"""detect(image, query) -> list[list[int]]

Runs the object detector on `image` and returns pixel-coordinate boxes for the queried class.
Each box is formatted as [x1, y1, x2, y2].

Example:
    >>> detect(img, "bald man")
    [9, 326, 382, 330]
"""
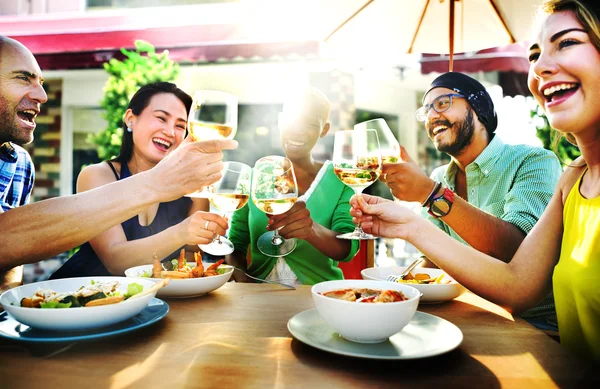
[0, 36, 237, 290]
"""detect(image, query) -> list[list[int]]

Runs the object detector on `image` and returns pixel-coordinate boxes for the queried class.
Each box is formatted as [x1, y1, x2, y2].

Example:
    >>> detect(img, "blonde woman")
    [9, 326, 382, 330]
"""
[351, 0, 600, 362]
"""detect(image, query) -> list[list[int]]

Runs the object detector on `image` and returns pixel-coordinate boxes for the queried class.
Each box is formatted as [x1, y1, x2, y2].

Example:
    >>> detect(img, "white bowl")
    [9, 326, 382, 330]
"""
[0, 277, 158, 331]
[124, 263, 233, 298]
[311, 279, 420, 343]
[361, 266, 467, 303]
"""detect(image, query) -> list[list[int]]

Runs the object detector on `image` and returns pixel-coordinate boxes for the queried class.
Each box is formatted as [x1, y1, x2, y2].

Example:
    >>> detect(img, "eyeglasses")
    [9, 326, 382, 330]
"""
[415, 93, 464, 122]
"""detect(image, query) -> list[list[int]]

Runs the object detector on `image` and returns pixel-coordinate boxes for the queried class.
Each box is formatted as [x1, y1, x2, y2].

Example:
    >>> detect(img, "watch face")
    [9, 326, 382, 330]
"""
[431, 198, 451, 217]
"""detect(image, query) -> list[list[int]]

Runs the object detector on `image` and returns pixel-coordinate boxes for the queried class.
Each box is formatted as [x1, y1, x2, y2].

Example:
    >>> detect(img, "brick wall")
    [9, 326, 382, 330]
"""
[23, 79, 62, 202]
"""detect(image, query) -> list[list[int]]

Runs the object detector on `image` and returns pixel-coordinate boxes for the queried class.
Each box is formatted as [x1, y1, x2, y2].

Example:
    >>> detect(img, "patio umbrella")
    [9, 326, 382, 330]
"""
[323, 0, 540, 71]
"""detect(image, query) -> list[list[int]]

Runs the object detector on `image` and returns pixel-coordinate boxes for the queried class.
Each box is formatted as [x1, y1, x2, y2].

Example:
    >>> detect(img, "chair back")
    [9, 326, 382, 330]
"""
[338, 240, 375, 279]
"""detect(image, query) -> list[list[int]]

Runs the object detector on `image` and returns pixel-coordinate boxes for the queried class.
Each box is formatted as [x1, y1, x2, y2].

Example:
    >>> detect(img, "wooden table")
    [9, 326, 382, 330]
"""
[0, 284, 597, 389]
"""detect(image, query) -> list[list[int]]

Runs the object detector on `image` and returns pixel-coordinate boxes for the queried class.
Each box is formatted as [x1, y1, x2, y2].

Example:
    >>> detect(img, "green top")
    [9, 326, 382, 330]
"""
[229, 161, 360, 285]
[424, 136, 562, 322]
[554, 169, 600, 362]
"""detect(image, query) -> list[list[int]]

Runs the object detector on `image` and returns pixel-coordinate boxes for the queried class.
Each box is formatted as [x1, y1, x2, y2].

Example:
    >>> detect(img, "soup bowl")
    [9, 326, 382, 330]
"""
[311, 279, 420, 343]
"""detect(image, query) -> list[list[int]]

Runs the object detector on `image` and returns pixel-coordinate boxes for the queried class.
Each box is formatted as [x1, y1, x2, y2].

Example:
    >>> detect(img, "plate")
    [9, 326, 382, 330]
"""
[361, 266, 466, 303]
[287, 309, 463, 360]
[0, 298, 168, 343]
[0, 277, 160, 331]
[124, 263, 233, 298]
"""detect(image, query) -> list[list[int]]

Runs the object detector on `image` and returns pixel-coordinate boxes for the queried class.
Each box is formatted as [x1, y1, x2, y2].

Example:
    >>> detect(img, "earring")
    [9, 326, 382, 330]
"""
[127, 122, 132, 133]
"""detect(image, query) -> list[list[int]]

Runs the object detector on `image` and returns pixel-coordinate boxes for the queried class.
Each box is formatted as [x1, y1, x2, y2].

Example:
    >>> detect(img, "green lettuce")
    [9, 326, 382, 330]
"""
[124, 283, 144, 299]
[40, 301, 72, 309]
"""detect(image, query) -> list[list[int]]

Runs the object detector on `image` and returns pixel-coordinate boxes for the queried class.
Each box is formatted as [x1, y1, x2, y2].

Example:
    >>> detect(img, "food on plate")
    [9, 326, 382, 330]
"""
[148, 249, 227, 279]
[20, 280, 144, 309]
[398, 271, 451, 285]
[320, 288, 407, 303]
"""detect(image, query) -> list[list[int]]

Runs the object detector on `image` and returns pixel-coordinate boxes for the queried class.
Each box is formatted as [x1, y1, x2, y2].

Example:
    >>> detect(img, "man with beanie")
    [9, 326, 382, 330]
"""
[382, 72, 562, 331]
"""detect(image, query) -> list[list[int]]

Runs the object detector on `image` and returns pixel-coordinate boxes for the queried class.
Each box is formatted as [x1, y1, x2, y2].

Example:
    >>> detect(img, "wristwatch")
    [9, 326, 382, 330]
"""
[428, 187, 455, 218]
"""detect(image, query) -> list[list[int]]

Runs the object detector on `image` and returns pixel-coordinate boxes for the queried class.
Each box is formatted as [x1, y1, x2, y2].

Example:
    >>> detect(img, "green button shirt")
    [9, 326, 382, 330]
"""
[424, 136, 561, 239]
[422, 136, 562, 324]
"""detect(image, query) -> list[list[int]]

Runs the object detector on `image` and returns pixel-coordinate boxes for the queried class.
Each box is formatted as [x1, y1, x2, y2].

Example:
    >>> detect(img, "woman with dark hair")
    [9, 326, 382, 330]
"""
[351, 0, 600, 362]
[51, 82, 228, 278]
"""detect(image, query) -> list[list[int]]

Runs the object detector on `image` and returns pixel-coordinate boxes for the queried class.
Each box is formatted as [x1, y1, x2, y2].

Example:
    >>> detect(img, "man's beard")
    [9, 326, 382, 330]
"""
[437, 108, 475, 156]
[0, 102, 33, 145]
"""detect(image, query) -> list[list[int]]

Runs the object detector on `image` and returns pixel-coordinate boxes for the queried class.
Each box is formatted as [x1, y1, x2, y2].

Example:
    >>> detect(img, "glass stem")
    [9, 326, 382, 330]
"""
[272, 228, 284, 246]
[354, 188, 365, 235]
[215, 212, 231, 244]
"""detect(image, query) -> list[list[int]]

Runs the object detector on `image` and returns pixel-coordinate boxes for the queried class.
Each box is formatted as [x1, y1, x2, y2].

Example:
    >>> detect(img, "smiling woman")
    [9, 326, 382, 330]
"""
[50, 82, 229, 279]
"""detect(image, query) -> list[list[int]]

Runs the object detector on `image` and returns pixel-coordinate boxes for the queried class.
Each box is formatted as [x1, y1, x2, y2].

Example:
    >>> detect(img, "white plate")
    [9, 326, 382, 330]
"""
[361, 266, 466, 303]
[288, 309, 463, 360]
[124, 263, 233, 298]
[0, 277, 158, 331]
[0, 298, 169, 343]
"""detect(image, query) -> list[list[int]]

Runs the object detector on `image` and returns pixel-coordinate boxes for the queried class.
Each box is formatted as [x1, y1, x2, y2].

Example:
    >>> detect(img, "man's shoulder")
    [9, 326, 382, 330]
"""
[502, 143, 557, 160]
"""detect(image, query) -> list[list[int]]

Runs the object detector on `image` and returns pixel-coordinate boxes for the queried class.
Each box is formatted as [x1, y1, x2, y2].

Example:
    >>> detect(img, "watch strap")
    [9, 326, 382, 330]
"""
[421, 181, 442, 208]
[427, 187, 455, 218]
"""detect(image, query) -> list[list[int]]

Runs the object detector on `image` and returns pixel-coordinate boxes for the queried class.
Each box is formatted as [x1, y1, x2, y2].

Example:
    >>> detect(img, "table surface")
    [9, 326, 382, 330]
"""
[0, 283, 597, 389]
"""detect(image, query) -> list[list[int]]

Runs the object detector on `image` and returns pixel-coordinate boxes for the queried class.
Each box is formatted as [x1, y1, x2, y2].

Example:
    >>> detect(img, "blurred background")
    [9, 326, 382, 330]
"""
[0, 0, 574, 281]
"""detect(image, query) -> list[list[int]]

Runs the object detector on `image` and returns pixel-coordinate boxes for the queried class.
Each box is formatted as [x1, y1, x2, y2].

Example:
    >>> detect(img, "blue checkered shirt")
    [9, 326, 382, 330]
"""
[0, 142, 35, 211]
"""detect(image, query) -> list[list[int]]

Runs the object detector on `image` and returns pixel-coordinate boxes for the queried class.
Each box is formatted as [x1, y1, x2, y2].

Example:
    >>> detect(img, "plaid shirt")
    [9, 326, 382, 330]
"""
[0, 142, 35, 212]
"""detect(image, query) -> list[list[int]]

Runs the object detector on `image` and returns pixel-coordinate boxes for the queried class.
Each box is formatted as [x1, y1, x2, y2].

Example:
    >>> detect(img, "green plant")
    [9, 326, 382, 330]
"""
[531, 102, 581, 165]
[90, 40, 180, 159]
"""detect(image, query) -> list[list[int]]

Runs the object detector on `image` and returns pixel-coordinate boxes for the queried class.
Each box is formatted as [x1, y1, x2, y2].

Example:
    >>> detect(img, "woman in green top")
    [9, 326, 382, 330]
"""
[350, 0, 600, 362]
[227, 87, 360, 285]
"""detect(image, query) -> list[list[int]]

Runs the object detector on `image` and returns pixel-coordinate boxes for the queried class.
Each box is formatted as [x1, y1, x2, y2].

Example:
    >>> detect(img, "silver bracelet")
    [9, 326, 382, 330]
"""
[421, 181, 441, 207]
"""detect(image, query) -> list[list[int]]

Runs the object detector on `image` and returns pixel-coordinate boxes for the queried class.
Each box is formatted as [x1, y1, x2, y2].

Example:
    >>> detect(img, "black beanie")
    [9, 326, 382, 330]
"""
[424, 72, 498, 134]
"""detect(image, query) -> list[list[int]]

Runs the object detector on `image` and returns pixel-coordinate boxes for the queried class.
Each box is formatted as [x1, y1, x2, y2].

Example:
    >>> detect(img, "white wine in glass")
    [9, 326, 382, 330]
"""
[355, 118, 400, 164]
[200, 161, 251, 256]
[186, 90, 238, 198]
[251, 156, 298, 257]
[333, 128, 381, 240]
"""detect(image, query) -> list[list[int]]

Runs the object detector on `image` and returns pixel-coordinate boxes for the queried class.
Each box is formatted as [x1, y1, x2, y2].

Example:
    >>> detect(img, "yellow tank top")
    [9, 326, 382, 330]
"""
[553, 169, 600, 362]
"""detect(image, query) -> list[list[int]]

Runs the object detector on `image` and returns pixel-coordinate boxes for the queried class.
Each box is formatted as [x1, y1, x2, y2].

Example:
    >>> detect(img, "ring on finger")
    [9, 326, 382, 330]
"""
[205, 220, 210, 230]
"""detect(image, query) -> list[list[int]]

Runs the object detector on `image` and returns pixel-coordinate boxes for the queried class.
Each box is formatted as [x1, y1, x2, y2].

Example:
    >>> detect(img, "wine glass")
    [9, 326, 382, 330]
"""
[251, 156, 299, 257]
[199, 161, 251, 256]
[356, 118, 406, 203]
[186, 90, 238, 198]
[355, 118, 399, 163]
[332, 128, 382, 240]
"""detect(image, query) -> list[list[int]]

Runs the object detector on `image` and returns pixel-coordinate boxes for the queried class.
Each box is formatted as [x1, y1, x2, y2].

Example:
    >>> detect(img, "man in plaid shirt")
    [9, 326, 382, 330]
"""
[0, 35, 47, 288]
[0, 36, 237, 290]
[1, 110, 37, 213]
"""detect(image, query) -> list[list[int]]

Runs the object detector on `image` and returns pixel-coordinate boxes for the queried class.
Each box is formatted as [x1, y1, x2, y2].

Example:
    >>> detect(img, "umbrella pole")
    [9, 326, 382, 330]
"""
[449, 0, 455, 72]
